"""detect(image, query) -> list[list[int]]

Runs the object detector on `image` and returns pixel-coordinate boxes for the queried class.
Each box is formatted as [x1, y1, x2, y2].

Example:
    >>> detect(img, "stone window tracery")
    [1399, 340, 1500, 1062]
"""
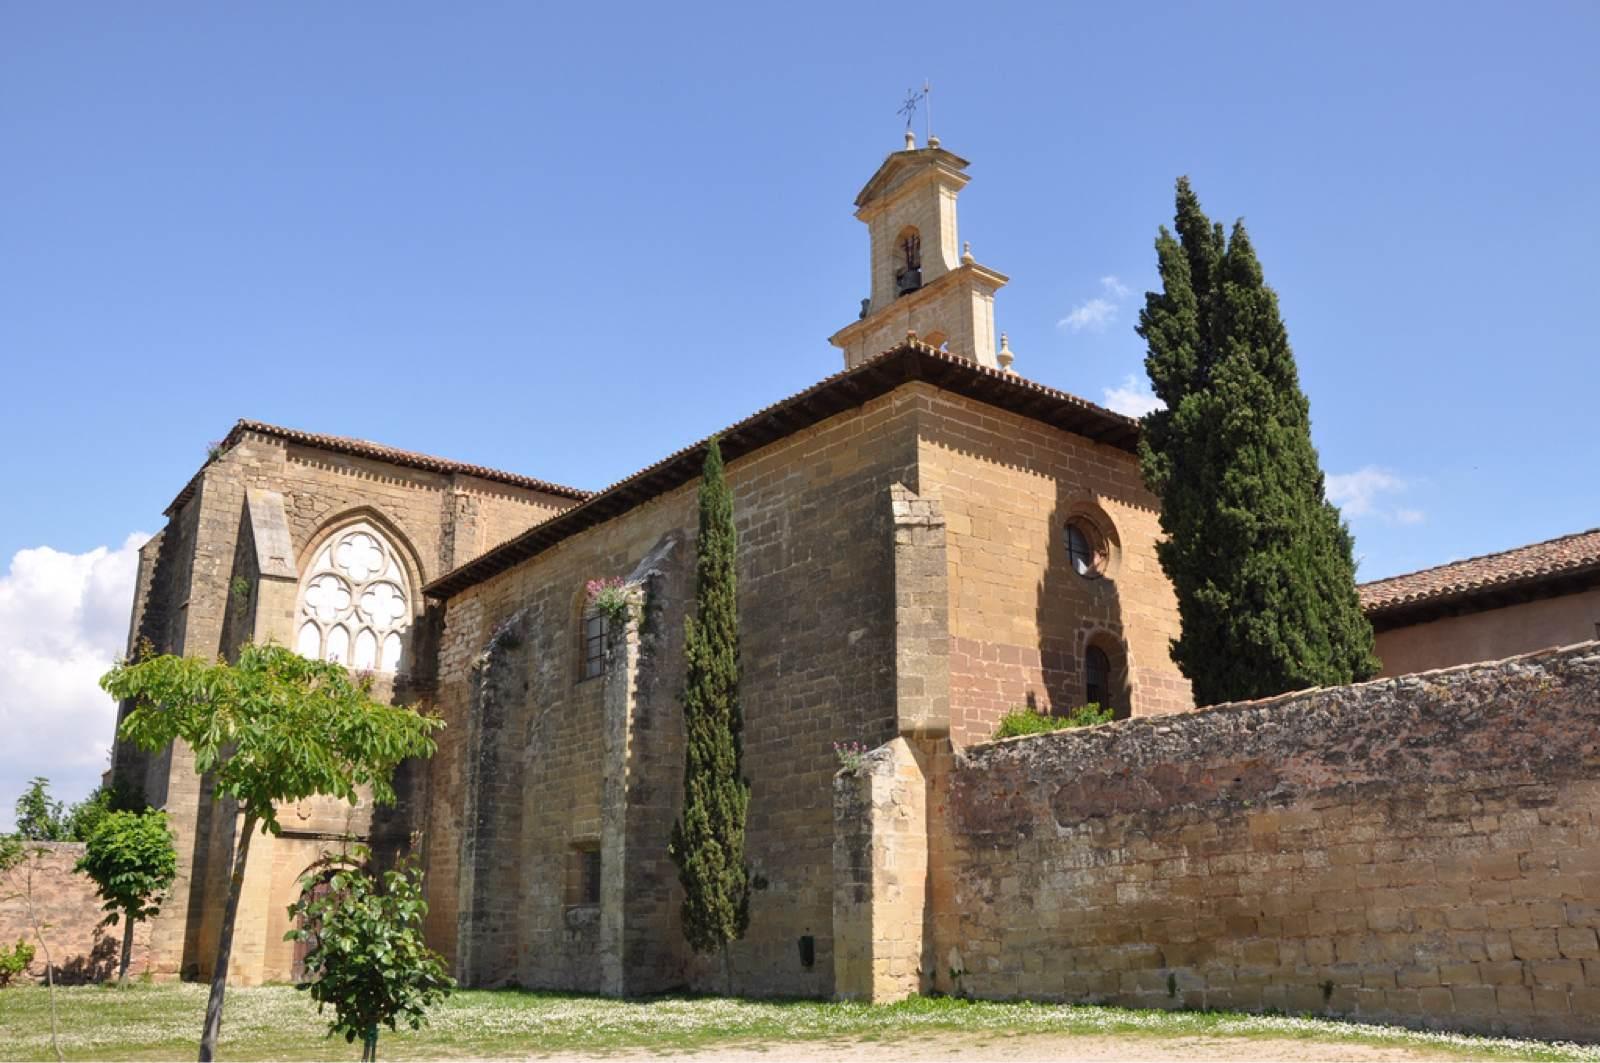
[294, 522, 413, 673]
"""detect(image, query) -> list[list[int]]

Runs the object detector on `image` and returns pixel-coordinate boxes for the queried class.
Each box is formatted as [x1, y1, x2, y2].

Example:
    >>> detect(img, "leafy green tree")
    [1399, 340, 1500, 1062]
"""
[668, 437, 750, 995]
[62, 783, 142, 842]
[74, 809, 178, 985]
[102, 643, 443, 1062]
[13, 778, 67, 841]
[286, 850, 454, 1062]
[1137, 177, 1379, 705]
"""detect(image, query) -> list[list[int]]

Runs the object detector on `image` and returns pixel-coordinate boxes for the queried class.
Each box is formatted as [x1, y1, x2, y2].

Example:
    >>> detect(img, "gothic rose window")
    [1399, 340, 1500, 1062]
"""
[294, 523, 412, 673]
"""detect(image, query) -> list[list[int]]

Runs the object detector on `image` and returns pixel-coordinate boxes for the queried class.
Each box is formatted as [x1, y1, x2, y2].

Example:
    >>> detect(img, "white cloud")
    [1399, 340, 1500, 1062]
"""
[1326, 466, 1423, 524]
[1058, 276, 1134, 333]
[1100, 275, 1131, 299]
[1058, 297, 1117, 332]
[0, 533, 148, 829]
[1102, 374, 1164, 418]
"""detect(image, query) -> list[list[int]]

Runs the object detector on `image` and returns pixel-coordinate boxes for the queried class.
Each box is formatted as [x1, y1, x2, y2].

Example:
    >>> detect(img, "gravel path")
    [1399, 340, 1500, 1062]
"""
[553, 1031, 1472, 1061]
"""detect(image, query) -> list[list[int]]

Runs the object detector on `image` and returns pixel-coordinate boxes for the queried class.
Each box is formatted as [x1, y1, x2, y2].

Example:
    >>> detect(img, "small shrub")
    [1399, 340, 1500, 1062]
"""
[0, 937, 35, 988]
[992, 702, 1112, 739]
[833, 741, 870, 774]
[287, 850, 453, 1061]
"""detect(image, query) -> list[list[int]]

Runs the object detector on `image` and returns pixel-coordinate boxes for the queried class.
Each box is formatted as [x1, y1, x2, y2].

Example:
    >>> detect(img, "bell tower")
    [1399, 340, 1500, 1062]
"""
[829, 131, 1010, 370]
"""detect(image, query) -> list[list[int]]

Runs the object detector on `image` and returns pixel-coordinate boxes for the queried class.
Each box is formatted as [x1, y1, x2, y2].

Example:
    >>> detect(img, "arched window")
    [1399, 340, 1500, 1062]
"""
[1065, 520, 1109, 579]
[294, 522, 413, 673]
[1084, 645, 1111, 708]
[894, 227, 923, 296]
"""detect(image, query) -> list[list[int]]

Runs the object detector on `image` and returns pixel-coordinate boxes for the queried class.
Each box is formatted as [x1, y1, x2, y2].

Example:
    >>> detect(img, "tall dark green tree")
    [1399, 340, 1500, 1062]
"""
[1137, 177, 1378, 705]
[668, 437, 750, 995]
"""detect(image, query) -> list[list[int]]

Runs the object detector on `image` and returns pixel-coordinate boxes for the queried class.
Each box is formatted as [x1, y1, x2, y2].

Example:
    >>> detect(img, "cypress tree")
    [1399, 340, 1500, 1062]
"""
[668, 437, 750, 994]
[1137, 178, 1378, 706]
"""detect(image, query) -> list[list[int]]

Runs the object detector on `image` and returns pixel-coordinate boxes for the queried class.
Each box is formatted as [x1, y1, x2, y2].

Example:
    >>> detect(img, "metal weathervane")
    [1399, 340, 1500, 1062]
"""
[898, 80, 933, 142]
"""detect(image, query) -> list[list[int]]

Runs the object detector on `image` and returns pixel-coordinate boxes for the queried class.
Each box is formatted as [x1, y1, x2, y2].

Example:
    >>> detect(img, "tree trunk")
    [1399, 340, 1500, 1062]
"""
[34, 915, 61, 1062]
[118, 909, 136, 987]
[39, 930, 61, 1062]
[721, 942, 732, 998]
[198, 809, 258, 1062]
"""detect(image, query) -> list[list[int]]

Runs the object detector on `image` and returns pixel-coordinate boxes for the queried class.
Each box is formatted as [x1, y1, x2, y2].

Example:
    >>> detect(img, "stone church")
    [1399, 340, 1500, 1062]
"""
[110, 133, 1194, 995]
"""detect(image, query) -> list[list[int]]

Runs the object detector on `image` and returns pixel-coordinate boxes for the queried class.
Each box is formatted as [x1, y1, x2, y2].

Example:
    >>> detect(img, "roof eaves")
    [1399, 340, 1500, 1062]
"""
[1358, 527, 1600, 617]
[424, 342, 1139, 600]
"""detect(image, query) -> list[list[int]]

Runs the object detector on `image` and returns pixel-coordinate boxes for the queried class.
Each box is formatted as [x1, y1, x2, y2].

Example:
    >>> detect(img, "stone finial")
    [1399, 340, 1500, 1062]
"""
[906, 329, 919, 344]
[928, 134, 941, 149]
[961, 241, 974, 265]
[998, 333, 1015, 372]
[904, 129, 916, 150]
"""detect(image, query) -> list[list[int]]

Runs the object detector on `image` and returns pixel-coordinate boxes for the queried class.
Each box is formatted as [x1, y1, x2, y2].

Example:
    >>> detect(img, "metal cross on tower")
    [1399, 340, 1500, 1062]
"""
[897, 80, 932, 143]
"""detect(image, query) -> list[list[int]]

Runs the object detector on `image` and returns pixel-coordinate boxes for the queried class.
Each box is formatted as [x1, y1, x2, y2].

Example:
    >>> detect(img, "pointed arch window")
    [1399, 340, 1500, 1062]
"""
[294, 522, 413, 673]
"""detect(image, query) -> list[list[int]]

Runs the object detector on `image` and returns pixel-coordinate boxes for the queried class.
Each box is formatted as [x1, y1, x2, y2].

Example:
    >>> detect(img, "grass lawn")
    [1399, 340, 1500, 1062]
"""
[0, 983, 1595, 1061]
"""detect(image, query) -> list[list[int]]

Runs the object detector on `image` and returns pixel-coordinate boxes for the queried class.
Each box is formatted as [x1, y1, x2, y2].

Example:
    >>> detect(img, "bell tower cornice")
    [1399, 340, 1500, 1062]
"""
[852, 145, 972, 216]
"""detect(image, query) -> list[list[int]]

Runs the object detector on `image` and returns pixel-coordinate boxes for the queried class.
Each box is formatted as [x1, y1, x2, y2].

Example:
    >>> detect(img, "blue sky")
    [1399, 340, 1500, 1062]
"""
[1, 1, 1596, 818]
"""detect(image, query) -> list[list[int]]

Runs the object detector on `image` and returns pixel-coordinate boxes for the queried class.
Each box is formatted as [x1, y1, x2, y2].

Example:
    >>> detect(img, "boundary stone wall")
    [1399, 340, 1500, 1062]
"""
[0, 843, 150, 984]
[936, 642, 1600, 1040]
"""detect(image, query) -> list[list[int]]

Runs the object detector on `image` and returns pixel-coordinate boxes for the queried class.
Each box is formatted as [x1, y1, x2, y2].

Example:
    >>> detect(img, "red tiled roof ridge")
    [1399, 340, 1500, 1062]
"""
[425, 341, 1139, 599]
[163, 418, 593, 517]
[1358, 526, 1600, 613]
[233, 419, 591, 498]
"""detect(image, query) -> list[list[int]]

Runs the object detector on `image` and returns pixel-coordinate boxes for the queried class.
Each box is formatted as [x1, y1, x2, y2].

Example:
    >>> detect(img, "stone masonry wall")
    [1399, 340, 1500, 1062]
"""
[914, 389, 1191, 744]
[427, 388, 924, 996]
[0, 843, 151, 984]
[832, 737, 930, 1001]
[937, 642, 1600, 1041]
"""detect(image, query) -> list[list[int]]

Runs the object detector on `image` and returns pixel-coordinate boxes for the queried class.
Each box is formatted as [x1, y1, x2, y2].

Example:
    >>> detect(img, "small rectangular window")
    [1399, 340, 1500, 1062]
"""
[566, 843, 601, 907]
[581, 612, 609, 681]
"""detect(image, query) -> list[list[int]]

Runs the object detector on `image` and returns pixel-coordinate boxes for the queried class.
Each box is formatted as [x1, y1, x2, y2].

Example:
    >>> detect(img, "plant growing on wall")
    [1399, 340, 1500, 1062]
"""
[286, 849, 453, 1062]
[1137, 177, 1378, 705]
[584, 576, 632, 628]
[74, 808, 178, 986]
[668, 437, 751, 996]
[101, 643, 443, 1062]
[832, 741, 871, 774]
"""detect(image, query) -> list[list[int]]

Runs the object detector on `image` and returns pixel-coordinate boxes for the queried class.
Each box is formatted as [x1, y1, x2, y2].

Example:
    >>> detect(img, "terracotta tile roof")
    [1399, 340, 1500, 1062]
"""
[1359, 527, 1600, 619]
[165, 420, 592, 516]
[424, 341, 1139, 599]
